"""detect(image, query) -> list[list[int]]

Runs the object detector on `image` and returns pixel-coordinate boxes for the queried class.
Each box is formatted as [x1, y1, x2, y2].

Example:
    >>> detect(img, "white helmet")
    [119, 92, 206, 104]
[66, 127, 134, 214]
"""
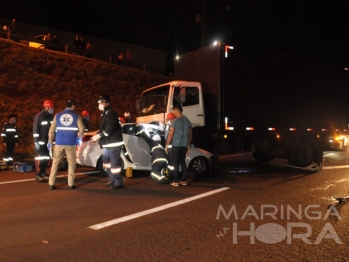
[152, 134, 161, 142]
[124, 112, 130, 117]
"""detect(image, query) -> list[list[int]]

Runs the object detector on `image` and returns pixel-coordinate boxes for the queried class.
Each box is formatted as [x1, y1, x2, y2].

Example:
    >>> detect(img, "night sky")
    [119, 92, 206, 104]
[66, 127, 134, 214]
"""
[3, 0, 349, 69]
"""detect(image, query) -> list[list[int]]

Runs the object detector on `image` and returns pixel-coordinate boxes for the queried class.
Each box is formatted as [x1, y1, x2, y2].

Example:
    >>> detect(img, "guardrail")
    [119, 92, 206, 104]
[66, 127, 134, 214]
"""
[0, 30, 166, 75]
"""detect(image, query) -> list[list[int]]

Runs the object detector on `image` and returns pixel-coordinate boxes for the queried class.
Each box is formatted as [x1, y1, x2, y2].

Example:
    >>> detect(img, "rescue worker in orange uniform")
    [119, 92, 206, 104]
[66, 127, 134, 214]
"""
[33, 100, 54, 182]
[124, 112, 132, 123]
[81, 110, 89, 132]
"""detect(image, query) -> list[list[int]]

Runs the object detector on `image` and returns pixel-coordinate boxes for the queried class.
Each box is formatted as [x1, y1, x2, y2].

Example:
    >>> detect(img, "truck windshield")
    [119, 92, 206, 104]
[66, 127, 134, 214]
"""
[139, 85, 170, 116]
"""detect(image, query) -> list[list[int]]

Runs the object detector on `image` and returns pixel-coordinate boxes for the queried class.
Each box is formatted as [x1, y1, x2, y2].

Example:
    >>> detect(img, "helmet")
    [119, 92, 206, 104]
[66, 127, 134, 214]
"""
[98, 94, 110, 103]
[43, 100, 54, 108]
[152, 134, 161, 142]
[119, 117, 126, 123]
[82, 110, 89, 116]
[124, 112, 130, 117]
[166, 112, 175, 120]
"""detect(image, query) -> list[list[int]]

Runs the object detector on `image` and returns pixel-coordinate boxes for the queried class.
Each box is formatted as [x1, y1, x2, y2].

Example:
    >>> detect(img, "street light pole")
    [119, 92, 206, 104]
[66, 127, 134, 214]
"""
[196, 0, 230, 47]
[200, 0, 206, 47]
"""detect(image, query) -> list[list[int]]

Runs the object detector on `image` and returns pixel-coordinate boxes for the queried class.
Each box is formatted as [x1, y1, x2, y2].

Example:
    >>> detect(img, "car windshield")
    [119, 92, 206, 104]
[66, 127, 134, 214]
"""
[139, 85, 169, 116]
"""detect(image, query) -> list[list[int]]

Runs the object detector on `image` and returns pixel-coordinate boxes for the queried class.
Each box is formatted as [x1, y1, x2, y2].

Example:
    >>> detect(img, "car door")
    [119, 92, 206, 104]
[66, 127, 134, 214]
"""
[122, 124, 151, 167]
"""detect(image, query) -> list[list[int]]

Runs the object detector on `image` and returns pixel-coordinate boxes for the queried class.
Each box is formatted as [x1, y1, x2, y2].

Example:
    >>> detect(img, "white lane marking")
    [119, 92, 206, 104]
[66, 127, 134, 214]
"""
[88, 187, 231, 230]
[323, 165, 349, 169]
[323, 153, 334, 157]
[0, 171, 99, 185]
[219, 153, 251, 158]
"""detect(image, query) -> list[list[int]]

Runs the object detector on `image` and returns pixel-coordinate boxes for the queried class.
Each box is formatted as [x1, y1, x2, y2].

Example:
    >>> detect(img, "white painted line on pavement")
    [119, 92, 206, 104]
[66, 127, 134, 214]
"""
[0, 171, 99, 185]
[323, 165, 349, 170]
[88, 187, 231, 230]
[323, 153, 334, 157]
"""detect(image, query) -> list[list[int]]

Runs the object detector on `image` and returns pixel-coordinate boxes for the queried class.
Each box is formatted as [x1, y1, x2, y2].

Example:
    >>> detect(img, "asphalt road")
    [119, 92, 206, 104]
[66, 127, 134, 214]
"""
[1, 151, 349, 262]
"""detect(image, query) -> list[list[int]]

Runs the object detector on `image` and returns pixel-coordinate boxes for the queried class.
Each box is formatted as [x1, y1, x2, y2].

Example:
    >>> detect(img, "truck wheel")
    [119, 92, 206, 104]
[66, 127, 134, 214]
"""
[252, 153, 275, 163]
[97, 156, 124, 177]
[287, 142, 317, 167]
[188, 157, 209, 175]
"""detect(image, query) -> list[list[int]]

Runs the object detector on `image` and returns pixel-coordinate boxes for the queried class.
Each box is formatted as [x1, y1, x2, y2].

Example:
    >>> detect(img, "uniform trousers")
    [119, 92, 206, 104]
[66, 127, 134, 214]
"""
[49, 145, 76, 186]
[3, 141, 15, 162]
[103, 146, 123, 186]
[35, 144, 50, 174]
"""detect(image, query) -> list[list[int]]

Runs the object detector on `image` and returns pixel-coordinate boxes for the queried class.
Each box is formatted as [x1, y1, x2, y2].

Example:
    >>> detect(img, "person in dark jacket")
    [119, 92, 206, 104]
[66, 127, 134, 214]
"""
[33, 100, 54, 182]
[1, 114, 18, 167]
[91, 94, 124, 189]
[137, 127, 169, 184]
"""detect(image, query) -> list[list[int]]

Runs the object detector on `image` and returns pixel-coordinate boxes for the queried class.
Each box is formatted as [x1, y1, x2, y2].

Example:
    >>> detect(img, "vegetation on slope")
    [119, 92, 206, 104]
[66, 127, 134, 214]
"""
[0, 39, 170, 160]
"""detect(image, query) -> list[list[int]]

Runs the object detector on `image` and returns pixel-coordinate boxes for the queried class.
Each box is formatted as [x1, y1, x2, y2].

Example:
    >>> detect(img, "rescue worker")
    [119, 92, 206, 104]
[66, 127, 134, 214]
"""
[81, 110, 89, 131]
[33, 100, 54, 182]
[165, 112, 176, 173]
[124, 112, 132, 123]
[91, 94, 124, 189]
[137, 127, 169, 184]
[165, 112, 176, 142]
[47, 100, 84, 190]
[1, 114, 18, 167]
[119, 116, 126, 124]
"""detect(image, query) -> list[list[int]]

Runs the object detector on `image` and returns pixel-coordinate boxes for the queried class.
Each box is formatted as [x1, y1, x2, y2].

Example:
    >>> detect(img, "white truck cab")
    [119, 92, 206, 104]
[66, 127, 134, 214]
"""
[136, 81, 205, 127]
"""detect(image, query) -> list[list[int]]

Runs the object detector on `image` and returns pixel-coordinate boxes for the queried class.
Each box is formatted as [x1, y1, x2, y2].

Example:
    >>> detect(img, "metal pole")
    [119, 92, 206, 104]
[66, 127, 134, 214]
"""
[201, 0, 206, 47]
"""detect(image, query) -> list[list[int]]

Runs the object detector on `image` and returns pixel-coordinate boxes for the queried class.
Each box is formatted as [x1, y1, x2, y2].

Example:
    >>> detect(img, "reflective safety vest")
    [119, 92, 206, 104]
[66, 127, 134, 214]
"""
[1, 122, 18, 144]
[55, 109, 79, 146]
[33, 110, 54, 146]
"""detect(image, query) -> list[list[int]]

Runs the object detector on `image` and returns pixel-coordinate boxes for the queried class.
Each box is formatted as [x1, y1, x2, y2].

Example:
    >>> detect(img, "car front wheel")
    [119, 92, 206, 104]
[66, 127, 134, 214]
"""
[188, 157, 209, 175]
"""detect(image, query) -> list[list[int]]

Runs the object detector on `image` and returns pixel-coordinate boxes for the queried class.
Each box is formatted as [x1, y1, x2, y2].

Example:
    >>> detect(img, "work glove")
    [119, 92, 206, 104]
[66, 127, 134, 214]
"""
[91, 133, 101, 142]
[76, 137, 82, 146]
[47, 142, 52, 150]
[34, 142, 40, 151]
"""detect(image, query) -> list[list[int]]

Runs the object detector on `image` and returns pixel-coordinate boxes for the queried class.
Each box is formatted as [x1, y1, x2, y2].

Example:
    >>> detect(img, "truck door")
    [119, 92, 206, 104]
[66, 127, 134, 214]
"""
[173, 85, 204, 127]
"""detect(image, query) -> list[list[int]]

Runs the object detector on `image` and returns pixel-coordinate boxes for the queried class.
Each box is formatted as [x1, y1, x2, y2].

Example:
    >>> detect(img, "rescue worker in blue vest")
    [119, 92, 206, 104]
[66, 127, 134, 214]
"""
[91, 94, 124, 189]
[33, 100, 54, 182]
[81, 110, 89, 131]
[1, 114, 18, 168]
[47, 100, 84, 190]
[137, 127, 169, 184]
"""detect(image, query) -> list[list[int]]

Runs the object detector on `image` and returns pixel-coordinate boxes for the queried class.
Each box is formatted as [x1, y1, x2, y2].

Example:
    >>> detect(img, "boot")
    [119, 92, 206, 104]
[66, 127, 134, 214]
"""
[35, 173, 45, 182]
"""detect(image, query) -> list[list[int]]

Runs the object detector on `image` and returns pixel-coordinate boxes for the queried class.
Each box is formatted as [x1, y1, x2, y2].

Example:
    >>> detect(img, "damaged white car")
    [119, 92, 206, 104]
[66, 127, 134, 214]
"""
[76, 123, 213, 176]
